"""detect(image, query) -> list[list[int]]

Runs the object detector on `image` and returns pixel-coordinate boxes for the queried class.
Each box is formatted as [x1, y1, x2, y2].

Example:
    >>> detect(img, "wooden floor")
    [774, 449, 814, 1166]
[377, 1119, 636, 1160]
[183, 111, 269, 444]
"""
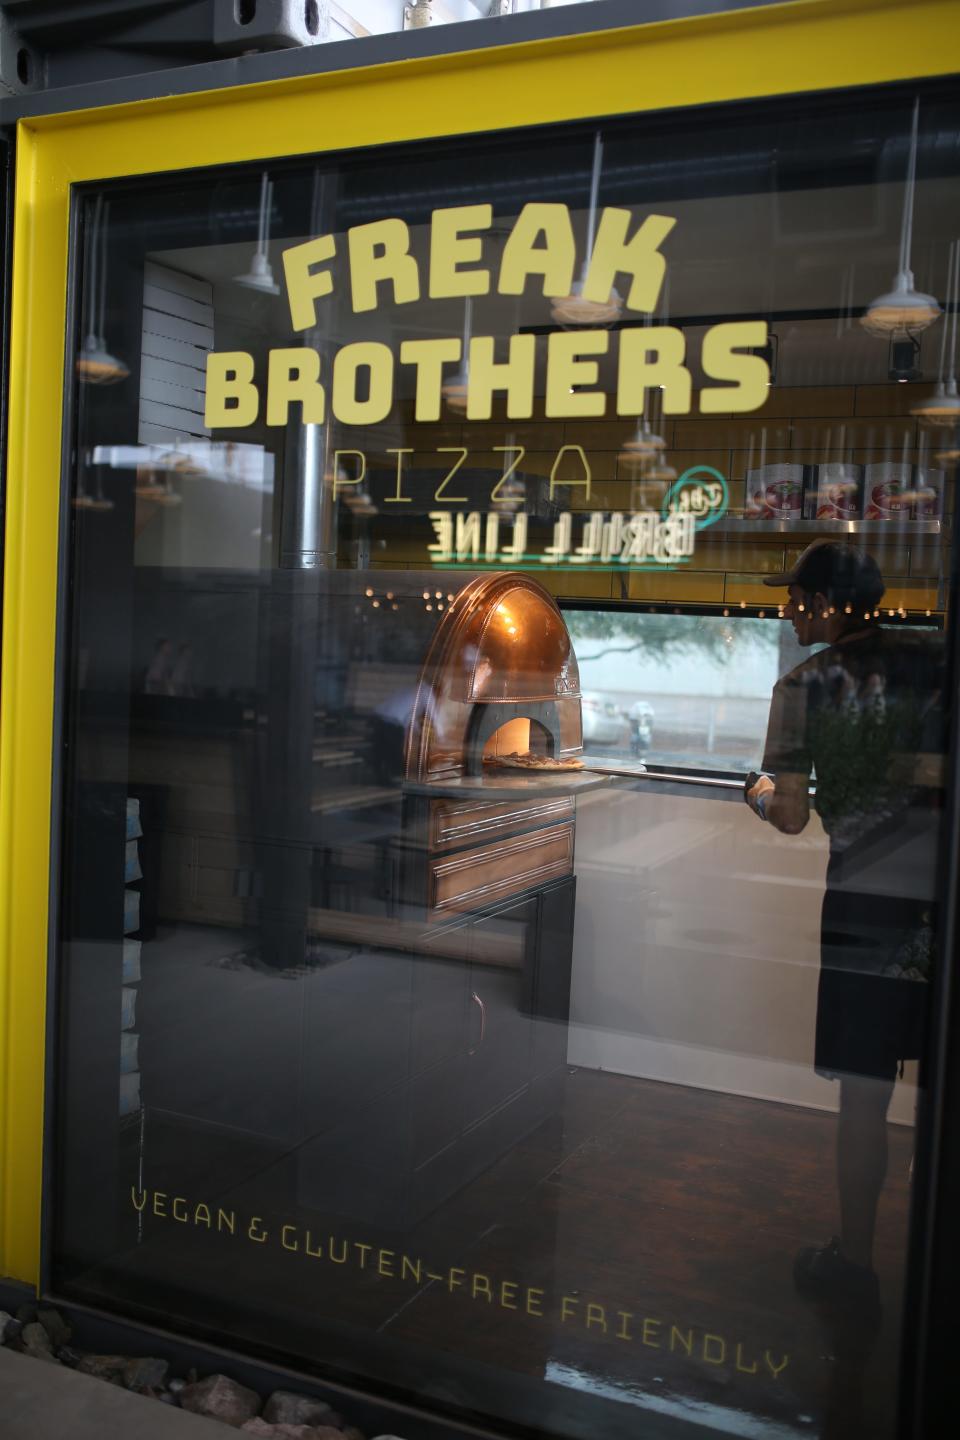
[62, 1066, 914, 1440]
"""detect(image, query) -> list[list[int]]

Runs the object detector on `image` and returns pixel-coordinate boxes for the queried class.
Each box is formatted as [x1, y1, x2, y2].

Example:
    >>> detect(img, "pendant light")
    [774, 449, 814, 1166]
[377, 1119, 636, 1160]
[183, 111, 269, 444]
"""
[618, 416, 666, 466]
[76, 195, 129, 385]
[639, 460, 677, 484]
[441, 296, 472, 414]
[134, 466, 167, 500]
[862, 99, 940, 337]
[235, 173, 280, 295]
[493, 433, 525, 510]
[87, 469, 115, 512]
[551, 133, 623, 327]
[617, 355, 666, 466]
[912, 238, 960, 425]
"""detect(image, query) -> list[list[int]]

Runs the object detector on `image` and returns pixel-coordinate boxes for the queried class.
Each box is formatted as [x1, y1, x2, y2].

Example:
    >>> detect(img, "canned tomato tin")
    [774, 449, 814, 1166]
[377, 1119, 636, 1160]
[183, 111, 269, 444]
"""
[863, 463, 944, 520]
[863, 463, 912, 519]
[744, 463, 805, 519]
[804, 462, 863, 520]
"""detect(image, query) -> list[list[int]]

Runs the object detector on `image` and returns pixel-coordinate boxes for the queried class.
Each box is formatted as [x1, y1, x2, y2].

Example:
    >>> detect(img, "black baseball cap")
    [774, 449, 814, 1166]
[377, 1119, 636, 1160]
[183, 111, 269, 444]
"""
[762, 538, 885, 607]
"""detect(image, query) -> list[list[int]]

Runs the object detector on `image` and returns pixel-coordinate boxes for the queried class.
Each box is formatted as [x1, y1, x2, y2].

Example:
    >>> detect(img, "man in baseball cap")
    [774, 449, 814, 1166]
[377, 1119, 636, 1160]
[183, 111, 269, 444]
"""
[746, 540, 944, 1315]
[763, 537, 885, 619]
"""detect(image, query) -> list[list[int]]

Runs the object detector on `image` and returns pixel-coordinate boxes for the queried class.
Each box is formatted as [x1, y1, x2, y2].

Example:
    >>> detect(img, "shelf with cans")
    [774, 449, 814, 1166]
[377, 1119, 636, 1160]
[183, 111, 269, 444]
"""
[738, 459, 952, 526]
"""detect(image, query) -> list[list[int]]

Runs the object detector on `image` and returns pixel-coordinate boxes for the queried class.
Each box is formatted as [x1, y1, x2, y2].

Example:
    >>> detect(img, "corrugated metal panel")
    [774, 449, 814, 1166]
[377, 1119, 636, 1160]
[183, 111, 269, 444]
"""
[138, 264, 212, 443]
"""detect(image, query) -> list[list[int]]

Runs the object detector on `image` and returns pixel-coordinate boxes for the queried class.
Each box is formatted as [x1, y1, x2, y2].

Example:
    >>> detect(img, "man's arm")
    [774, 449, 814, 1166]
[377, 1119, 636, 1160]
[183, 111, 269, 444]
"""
[746, 771, 810, 835]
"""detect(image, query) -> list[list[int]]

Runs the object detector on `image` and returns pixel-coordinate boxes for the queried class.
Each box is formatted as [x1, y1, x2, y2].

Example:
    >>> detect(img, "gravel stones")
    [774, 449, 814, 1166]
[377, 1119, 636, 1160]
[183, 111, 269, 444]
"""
[76, 1354, 130, 1383]
[181, 1373, 262, 1427]
[37, 1306, 72, 1347]
[123, 1355, 170, 1391]
[264, 1393, 338, 1428]
[0, 1303, 377, 1439]
[242, 1423, 350, 1440]
[21, 1322, 57, 1362]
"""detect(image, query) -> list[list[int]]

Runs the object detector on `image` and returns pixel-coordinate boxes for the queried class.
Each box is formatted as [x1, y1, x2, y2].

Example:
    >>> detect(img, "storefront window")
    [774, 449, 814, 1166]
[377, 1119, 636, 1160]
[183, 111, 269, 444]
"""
[54, 84, 958, 1439]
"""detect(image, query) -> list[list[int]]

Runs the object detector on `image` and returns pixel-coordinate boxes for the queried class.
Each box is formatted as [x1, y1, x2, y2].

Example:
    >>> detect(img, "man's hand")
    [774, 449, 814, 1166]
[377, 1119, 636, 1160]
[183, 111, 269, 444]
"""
[745, 771, 810, 834]
[746, 774, 775, 818]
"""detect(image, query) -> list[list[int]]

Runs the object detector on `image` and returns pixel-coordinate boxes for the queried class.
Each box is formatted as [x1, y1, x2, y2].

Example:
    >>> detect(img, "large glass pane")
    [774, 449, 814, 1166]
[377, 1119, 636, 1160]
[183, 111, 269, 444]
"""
[54, 83, 959, 1440]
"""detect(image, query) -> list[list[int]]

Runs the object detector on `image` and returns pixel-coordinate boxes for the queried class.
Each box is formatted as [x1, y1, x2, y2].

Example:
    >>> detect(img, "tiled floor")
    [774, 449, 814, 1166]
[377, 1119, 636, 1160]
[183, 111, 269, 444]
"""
[59, 1057, 912, 1440]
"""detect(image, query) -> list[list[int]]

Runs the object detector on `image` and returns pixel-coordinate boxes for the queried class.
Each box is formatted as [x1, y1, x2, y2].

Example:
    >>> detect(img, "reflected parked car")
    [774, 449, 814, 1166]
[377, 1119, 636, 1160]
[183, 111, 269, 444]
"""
[581, 692, 630, 746]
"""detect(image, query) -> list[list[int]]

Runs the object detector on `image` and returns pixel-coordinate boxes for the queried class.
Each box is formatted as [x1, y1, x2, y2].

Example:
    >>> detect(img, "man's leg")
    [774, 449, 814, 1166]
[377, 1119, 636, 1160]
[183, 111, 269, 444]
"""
[837, 1073, 896, 1269]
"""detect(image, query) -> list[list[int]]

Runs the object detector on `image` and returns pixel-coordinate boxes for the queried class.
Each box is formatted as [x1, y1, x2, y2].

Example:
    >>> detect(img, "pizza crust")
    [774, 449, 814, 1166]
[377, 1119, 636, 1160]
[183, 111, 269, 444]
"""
[483, 751, 584, 772]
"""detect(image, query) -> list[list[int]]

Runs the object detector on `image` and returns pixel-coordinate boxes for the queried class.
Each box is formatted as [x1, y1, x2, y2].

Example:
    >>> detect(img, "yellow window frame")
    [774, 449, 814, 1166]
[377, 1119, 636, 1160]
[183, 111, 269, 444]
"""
[1, 0, 958, 1286]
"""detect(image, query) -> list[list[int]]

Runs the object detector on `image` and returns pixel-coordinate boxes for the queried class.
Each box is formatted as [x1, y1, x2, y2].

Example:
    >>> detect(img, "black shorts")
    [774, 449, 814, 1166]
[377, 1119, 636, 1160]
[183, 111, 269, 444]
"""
[816, 869, 929, 1083]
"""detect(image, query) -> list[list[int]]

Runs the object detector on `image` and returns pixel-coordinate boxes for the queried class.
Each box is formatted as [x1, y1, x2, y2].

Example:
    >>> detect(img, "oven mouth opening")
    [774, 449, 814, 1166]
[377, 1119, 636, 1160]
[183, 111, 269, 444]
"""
[483, 717, 553, 765]
[465, 702, 561, 776]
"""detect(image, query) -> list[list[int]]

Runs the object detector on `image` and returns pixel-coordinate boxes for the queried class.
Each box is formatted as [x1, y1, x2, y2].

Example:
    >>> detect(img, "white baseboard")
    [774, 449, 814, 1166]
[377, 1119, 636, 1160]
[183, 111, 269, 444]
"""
[566, 1024, 918, 1126]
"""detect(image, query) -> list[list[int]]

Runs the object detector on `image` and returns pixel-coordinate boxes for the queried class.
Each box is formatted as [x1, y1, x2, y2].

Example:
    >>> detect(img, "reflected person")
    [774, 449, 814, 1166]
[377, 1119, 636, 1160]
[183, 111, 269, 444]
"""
[745, 539, 943, 1310]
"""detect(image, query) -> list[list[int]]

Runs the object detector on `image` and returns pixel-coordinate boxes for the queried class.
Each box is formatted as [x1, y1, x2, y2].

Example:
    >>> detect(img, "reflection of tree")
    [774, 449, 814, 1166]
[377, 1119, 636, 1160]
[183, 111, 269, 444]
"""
[565, 609, 779, 668]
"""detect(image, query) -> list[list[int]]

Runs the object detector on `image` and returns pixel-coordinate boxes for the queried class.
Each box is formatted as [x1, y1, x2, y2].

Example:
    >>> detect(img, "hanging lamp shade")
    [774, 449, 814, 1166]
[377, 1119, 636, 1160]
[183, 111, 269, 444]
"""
[862, 270, 941, 337]
[934, 434, 960, 465]
[913, 239, 960, 422]
[913, 377, 960, 425]
[551, 131, 624, 328]
[639, 460, 677, 483]
[235, 174, 280, 295]
[77, 196, 129, 384]
[617, 423, 666, 465]
[493, 475, 525, 510]
[341, 483, 378, 516]
[863, 100, 940, 338]
[441, 369, 470, 414]
[134, 467, 168, 499]
[441, 296, 472, 414]
[492, 440, 525, 510]
[76, 334, 129, 384]
[551, 278, 623, 328]
[235, 251, 280, 296]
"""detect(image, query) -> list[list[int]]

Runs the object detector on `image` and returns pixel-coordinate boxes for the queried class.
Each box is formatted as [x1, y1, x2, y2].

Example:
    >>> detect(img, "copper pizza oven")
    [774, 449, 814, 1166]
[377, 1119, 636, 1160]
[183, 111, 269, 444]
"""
[404, 573, 582, 783]
[399, 573, 585, 919]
